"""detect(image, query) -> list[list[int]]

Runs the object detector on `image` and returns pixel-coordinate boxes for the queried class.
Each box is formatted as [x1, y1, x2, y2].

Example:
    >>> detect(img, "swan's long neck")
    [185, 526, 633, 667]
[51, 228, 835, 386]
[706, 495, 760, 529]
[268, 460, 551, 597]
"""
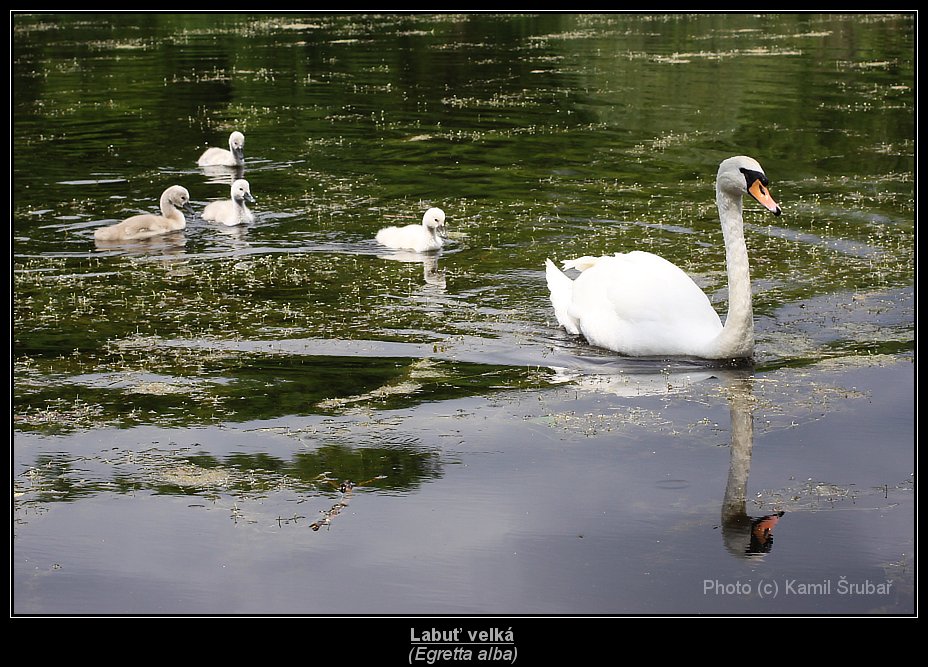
[714, 187, 754, 358]
[721, 378, 755, 523]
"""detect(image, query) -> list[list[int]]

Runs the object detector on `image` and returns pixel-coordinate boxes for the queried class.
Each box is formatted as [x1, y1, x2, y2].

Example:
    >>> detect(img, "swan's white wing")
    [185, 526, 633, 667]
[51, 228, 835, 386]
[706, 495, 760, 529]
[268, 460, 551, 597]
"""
[568, 251, 723, 356]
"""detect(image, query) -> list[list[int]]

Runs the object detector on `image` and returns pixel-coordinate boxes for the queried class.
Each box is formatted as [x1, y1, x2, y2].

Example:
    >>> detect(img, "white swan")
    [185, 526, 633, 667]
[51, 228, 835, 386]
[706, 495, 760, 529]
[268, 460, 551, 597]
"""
[94, 185, 192, 242]
[375, 207, 447, 253]
[202, 179, 255, 226]
[545, 155, 781, 360]
[197, 131, 245, 167]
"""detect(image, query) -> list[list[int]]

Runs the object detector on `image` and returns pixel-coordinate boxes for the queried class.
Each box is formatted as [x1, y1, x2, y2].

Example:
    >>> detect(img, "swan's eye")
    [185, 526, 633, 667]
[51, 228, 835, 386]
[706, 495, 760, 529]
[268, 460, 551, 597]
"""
[739, 167, 768, 189]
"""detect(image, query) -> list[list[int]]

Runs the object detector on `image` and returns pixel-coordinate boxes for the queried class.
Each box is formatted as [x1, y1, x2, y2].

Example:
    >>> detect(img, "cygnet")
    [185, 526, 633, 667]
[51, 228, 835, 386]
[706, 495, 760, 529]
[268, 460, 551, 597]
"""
[94, 185, 192, 242]
[197, 131, 245, 167]
[375, 207, 447, 253]
[202, 179, 255, 226]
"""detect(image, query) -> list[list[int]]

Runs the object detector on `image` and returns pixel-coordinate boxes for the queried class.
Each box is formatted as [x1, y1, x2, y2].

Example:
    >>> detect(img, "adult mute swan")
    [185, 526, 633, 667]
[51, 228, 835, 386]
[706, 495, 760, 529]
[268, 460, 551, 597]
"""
[202, 179, 255, 226]
[376, 207, 447, 252]
[545, 155, 781, 360]
[197, 131, 245, 167]
[94, 185, 192, 242]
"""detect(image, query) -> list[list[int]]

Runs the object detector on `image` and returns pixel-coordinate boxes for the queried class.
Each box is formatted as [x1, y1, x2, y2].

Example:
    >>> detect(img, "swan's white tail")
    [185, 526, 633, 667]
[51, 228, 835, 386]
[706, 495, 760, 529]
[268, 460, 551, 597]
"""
[545, 259, 581, 335]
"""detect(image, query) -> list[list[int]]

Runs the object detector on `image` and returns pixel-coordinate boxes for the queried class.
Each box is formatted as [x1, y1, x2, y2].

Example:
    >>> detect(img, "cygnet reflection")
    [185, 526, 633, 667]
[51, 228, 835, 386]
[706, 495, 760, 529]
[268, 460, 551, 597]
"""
[378, 250, 446, 289]
[94, 231, 188, 255]
[199, 164, 245, 186]
[210, 223, 251, 248]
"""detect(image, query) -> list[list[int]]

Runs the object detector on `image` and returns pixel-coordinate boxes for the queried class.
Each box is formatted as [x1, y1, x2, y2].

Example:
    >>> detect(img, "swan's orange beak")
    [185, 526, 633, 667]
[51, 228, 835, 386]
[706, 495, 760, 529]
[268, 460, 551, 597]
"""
[749, 180, 781, 216]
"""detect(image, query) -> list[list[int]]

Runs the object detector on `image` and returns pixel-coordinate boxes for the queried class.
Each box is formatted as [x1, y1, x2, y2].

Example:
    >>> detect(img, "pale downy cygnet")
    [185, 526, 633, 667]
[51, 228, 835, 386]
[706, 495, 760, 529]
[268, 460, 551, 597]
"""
[197, 131, 245, 167]
[94, 185, 192, 242]
[202, 179, 255, 226]
[375, 207, 447, 253]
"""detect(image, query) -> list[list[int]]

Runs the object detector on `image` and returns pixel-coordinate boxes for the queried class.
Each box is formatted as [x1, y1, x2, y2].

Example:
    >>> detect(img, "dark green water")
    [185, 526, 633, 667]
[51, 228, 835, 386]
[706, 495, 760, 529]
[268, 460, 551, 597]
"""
[13, 13, 914, 618]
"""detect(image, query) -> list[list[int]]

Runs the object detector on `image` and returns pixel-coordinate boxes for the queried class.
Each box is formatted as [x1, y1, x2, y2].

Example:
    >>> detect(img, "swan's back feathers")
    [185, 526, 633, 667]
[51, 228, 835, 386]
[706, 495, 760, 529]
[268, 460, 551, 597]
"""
[557, 252, 724, 356]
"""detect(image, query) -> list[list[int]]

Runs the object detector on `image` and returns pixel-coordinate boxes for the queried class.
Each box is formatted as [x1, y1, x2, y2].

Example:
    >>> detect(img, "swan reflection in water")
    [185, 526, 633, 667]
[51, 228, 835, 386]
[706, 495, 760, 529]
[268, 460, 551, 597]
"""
[550, 360, 785, 558]
[720, 374, 785, 558]
[377, 249, 446, 289]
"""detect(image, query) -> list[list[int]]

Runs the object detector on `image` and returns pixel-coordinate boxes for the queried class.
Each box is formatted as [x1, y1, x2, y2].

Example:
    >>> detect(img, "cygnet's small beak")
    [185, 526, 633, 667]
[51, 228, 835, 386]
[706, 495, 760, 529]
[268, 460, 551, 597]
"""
[436, 224, 448, 239]
[245, 192, 256, 204]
